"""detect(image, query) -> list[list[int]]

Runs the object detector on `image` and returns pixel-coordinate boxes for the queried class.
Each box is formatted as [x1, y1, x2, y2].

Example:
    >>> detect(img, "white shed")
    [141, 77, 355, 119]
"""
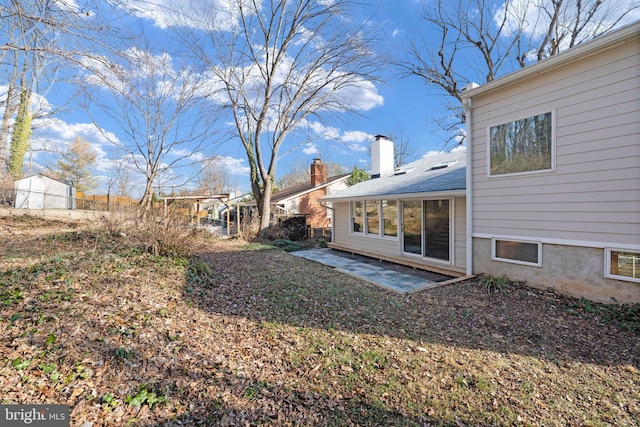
[14, 174, 76, 210]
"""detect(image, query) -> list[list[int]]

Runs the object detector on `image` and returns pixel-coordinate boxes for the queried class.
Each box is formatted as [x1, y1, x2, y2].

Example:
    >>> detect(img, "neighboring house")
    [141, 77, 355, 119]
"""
[324, 22, 639, 303]
[460, 21, 639, 303]
[322, 136, 468, 277]
[255, 159, 350, 229]
[14, 174, 76, 210]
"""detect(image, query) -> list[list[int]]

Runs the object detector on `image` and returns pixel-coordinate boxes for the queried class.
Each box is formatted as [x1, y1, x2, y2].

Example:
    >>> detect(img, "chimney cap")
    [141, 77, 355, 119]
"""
[312, 158, 322, 163]
[374, 134, 389, 140]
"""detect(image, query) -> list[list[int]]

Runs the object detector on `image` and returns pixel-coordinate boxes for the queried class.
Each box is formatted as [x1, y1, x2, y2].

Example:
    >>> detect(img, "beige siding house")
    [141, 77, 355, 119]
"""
[323, 136, 467, 277]
[461, 22, 640, 303]
[323, 23, 638, 303]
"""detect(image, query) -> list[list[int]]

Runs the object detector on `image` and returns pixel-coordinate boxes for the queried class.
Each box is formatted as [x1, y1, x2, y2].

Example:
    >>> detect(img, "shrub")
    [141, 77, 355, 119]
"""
[478, 274, 514, 293]
[135, 211, 196, 258]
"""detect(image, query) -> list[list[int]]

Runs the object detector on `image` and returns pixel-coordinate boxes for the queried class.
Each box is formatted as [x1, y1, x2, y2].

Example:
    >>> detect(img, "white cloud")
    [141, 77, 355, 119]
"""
[341, 130, 371, 144]
[302, 143, 320, 155]
[210, 155, 250, 175]
[306, 121, 341, 139]
[348, 143, 368, 153]
[116, 0, 244, 31]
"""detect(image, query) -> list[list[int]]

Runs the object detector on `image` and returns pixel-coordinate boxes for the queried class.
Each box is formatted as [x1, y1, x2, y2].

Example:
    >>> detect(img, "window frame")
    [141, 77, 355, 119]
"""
[491, 238, 542, 267]
[486, 110, 556, 178]
[605, 248, 640, 283]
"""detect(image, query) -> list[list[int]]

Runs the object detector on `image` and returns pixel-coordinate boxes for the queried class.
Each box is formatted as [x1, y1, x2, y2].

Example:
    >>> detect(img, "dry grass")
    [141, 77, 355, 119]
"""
[0, 213, 639, 426]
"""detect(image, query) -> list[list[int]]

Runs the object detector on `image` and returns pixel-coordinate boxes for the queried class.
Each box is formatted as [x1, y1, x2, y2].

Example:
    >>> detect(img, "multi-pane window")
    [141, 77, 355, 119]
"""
[351, 199, 398, 238]
[489, 112, 553, 175]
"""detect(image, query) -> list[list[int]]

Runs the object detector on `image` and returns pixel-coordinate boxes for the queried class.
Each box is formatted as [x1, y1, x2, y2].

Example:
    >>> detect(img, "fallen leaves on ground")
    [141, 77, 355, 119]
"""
[0, 214, 638, 426]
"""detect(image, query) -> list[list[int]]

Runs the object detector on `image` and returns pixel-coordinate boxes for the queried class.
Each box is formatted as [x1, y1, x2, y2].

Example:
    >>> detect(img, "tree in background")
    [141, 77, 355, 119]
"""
[55, 137, 97, 192]
[277, 161, 347, 189]
[184, 0, 383, 235]
[198, 156, 232, 195]
[346, 166, 369, 186]
[403, 0, 638, 145]
[388, 130, 417, 167]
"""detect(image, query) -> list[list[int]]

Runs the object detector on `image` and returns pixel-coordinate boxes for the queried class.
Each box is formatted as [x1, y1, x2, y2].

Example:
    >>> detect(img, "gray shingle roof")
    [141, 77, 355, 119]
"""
[323, 149, 466, 201]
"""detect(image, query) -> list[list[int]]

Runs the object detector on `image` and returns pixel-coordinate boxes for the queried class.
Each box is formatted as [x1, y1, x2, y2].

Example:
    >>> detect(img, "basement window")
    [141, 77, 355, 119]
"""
[492, 239, 541, 267]
[605, 249, 640, 283]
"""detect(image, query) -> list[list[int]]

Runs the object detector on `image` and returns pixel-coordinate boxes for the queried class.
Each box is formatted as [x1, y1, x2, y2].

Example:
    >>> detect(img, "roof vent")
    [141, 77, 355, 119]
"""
[429, 160, 458, 171]
[429, 163, 449, 171]
[394, 167, 415, 176]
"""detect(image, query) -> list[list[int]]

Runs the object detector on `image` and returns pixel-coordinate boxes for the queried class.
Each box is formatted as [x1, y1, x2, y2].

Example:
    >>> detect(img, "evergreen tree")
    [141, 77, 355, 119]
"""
[346, 166, 369, 186]
[56, 137, 97, 192]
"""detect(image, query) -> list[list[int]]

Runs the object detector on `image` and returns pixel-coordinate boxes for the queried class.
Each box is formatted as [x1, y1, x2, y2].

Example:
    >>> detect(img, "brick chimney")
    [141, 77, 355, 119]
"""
[310, 158, 326, 186]
[371, 135, 394, 178]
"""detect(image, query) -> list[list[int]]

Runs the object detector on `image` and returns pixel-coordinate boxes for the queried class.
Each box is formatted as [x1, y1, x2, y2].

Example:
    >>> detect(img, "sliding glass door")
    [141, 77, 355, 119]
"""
[402, 199, 450, 261]
[424, 199, 450, 261]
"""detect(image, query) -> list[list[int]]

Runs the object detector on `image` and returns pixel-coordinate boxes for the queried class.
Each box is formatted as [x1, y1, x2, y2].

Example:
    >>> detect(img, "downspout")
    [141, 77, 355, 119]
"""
[463, 86, 477, 276]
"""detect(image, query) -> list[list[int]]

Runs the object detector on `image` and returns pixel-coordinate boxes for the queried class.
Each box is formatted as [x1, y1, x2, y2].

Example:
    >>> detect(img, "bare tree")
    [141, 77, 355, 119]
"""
[198, 156, 232, 195]
[183, 0, 384, 235]
[276, 160, 346, 189]
[387, 130, 418, 168]
[403, 0, 639, 144]
[80, 43, 217, 219]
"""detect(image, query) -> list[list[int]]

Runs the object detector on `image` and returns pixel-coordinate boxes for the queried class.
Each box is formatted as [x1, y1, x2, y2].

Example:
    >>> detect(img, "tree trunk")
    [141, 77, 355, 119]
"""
[258, 180, 272, 237]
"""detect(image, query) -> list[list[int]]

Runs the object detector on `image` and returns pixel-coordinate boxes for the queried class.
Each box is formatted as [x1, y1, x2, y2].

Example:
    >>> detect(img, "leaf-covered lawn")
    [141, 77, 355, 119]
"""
[0, 214, 638, 426]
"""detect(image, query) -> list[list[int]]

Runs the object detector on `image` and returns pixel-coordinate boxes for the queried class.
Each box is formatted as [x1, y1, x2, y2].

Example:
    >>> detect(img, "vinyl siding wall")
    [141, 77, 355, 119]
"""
[470, 39, 640, 246]
[330, 196, 466, 276]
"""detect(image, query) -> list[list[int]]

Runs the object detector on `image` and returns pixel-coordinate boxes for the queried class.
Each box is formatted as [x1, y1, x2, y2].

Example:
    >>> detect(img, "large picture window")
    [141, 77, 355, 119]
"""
[489, 112, 553, 176]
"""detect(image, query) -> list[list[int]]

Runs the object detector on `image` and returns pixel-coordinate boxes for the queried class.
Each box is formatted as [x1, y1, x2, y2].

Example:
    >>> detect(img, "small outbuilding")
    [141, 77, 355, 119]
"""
[14, 174, 76, 210]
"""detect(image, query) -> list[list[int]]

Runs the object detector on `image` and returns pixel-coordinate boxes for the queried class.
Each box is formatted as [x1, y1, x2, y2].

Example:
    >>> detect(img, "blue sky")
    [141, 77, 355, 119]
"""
[15, 0, 639, 197]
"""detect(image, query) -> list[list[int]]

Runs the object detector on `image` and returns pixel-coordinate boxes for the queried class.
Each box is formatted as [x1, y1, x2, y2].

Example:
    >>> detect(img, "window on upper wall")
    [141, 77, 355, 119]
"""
[492, 239, 541, 267]
[606, 249, 640, 283]
[382, 200, 398, 237]
[351, 201, 363, 233]
[489, 111, 553, 176]
[365, 200, 380, 235]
